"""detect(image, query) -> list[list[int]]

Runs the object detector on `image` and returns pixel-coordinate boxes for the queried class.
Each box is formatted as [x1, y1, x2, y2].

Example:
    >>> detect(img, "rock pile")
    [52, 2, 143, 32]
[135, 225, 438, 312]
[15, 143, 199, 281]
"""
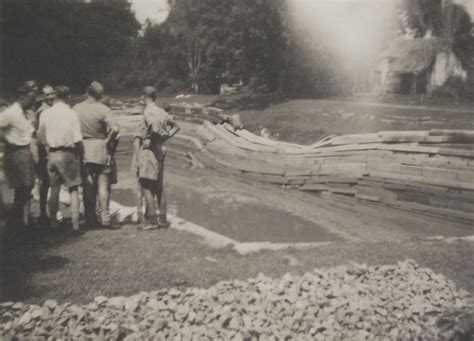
[169, 103, 242, 129]
[1, 260, 472, 340]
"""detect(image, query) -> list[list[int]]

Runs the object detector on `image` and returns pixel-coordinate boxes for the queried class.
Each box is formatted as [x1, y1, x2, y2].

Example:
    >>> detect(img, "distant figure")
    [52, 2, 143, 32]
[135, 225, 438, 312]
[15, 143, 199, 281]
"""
[35, 84, 56, 223]
[37, 85, 83, 232]
[0, 84, 37, 227]
[73, 81, 119, 229]
[132, 86, 180, 229]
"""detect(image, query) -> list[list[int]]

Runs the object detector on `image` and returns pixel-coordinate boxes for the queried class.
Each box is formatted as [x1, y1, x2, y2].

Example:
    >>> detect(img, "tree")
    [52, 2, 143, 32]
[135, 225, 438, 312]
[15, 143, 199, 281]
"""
[0, 0, 140, 91]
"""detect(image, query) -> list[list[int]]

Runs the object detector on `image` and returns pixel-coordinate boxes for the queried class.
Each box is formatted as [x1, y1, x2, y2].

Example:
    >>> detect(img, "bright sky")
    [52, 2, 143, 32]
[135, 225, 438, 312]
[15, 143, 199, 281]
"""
[130, 0, 170, 25]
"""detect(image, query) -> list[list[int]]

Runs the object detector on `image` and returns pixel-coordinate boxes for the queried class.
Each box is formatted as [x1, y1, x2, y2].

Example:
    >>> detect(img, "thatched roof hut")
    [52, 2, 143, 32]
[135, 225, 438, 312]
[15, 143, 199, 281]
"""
[372, 38, 467, 95]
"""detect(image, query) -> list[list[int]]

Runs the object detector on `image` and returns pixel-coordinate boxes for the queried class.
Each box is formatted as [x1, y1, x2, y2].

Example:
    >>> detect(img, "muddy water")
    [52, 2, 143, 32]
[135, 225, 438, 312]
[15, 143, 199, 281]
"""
[112, 188, 342, 243]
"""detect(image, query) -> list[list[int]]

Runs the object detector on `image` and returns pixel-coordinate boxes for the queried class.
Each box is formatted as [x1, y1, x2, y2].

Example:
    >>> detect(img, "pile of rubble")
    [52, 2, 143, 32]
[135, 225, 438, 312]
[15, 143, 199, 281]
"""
[169, 103, 242, 128]
[1, 260, 472, 339]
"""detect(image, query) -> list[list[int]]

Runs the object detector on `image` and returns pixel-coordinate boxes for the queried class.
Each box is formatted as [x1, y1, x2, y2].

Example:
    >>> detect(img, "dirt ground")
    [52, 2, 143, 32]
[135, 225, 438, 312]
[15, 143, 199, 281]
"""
[1, 149, 473, 304]
[0, 97, 473, 305]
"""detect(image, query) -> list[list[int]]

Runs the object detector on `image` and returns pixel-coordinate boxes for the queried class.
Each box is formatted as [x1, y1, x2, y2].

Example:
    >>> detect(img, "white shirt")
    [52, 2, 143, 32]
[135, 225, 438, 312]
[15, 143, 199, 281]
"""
[37, 102, 83, 148]
[0, 102, 34, 146]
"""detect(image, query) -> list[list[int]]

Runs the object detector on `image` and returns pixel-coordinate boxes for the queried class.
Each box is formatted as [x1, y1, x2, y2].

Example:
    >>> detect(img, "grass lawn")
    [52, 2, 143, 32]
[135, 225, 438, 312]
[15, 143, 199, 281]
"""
[1, 224, 473, 305]
[237, 99, 474, 145]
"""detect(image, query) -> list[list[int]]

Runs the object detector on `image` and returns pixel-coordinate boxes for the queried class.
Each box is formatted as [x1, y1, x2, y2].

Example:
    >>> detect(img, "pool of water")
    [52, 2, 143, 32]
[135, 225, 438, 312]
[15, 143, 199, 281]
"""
[112, 187, 342, 243]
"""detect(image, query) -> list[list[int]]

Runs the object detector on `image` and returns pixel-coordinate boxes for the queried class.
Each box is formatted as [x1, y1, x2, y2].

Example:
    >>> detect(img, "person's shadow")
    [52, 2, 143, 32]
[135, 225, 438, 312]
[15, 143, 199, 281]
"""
[0, 218, 74, 303]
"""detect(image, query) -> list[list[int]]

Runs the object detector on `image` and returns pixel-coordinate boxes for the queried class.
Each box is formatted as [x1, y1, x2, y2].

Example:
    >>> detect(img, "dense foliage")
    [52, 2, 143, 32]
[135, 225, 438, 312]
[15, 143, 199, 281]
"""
[1, 0, 473, 95]
[0, 0, 140, 92]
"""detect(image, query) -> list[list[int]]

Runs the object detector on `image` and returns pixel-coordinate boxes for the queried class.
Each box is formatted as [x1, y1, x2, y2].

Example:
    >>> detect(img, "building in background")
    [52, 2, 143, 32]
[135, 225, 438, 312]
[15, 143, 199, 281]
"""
[371, 38, 468, 95]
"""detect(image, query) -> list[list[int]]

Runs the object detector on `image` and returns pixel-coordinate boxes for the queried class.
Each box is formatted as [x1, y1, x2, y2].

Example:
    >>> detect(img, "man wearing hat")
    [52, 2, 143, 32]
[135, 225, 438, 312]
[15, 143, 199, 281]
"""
[132, 86, 180, 229]
[37, 85, 83, 232]
[0, 84, 39, 227]
[73, 81, 119, 229]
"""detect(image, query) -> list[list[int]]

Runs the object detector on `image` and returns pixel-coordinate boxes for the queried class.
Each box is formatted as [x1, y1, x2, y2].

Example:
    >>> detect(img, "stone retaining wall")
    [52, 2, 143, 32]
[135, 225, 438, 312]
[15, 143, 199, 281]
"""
[153, 103, 474, 224]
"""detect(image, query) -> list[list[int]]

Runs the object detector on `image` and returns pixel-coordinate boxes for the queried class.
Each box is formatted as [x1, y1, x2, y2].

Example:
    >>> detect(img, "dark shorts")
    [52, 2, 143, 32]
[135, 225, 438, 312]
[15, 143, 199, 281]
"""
[82, 158, 117, 184]
[48, 150, 81, 188]
[3, 145, 35, 188]
[134, 146, 165, 182]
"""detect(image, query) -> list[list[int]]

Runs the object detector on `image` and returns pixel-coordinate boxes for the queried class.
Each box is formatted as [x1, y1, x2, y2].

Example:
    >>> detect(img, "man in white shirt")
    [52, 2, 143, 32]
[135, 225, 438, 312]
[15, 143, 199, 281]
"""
[35, 85, 56, 222]
[0, 85, 37, 227]
[37, 85, 84, 232]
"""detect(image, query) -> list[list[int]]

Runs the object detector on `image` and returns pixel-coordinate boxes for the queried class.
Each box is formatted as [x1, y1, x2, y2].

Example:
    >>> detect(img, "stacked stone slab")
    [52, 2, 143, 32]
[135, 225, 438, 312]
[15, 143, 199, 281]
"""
[169, 102, 242, 129]
[117, 104, 474, 223]
[152, 105, 474, 223]
[1, 261, 472, 339]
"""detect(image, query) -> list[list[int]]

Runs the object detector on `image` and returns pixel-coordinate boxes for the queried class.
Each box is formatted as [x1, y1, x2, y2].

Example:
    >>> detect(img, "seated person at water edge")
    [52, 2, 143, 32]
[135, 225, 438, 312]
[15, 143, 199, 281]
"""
[132, 86, 180, 229]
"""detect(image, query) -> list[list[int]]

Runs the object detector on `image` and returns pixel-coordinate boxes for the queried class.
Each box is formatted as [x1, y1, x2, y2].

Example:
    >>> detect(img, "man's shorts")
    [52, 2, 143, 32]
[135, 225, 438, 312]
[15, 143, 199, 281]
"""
[48, 149, 81, 188]
[82, 161, 114, 179]
[3, 145, 35, 188]
[135, 148, 165, 183]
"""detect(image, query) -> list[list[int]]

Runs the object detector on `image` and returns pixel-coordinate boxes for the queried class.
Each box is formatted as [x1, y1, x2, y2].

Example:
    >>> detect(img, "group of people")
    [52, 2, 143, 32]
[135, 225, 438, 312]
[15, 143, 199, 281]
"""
[0, 80, 180, 233]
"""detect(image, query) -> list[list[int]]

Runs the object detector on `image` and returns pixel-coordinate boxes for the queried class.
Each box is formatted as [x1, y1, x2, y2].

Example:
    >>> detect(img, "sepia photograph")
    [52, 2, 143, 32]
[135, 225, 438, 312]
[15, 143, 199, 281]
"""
[0, 0, 473, 339]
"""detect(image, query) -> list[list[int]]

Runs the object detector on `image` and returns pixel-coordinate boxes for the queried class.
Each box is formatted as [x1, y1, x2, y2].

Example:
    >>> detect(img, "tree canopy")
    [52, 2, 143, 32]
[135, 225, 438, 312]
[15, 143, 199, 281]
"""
[1, 0, 473, 95]
[0, 0, 140, 92]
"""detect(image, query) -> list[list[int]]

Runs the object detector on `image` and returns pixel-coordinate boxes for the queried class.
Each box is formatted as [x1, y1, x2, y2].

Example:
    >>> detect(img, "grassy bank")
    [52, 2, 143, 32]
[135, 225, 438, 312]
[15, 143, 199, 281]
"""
[237, 99, 474, 145]
[1, 223, 473, 305]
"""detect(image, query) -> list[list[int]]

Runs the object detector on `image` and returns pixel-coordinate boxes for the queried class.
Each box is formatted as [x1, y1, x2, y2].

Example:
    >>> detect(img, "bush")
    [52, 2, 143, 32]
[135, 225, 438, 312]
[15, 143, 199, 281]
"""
[428, 76, 466, 100]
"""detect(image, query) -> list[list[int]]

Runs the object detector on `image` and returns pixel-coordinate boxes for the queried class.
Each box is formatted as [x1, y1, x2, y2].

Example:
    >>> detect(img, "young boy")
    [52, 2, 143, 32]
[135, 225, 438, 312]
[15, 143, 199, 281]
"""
[132, 86, 180, 229]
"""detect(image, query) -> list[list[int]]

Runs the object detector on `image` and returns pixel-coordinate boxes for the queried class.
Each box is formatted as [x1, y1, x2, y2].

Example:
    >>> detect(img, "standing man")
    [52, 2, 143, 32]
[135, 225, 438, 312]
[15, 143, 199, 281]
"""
[35, 85, 56, 223]
[0, 85, 37, 227]
[133, 86, 180, 229]
[37, 86, 83, 232]
[73, 81, 119, 229]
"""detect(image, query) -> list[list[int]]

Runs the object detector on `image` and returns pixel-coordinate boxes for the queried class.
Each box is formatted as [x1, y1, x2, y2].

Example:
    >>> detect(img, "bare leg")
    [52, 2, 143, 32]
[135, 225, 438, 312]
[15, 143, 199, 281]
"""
[39, 179, 49, 218]
[14, 187, 32, 226]
[98, 173, 111, 226]
[140, 179, 158, 227]
[22, 196, 31, 226]
[48, 186, 61, 228]
[135, 179, 144, 223]
[69, 186, 80, 231]
[157, 162, 168, 226]
[157, 184, 167, 225]
[82, 167, 98, 226]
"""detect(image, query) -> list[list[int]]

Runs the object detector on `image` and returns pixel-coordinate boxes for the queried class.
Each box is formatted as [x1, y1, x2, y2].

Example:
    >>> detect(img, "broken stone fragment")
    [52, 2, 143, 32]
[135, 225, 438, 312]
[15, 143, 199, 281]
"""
[94, 296, 108, 306]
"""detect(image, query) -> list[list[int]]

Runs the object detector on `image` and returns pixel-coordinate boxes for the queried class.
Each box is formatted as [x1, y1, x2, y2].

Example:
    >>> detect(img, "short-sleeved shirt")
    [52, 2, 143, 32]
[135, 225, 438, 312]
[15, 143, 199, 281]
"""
[0, 102, 34, 146]
[142, 102, 171, 139]
[132, 103, 171, 178]
[73, 99, 117, 140]
[37, 102, 82, 148]
[33, 102, 51, 136]
[73, 99, 118, 165]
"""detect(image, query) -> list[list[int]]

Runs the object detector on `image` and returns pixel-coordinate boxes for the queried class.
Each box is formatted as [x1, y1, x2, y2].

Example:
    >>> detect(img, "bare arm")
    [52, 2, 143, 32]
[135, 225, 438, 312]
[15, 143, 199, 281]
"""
[104, 109, 120, 152]
[0, 110, 12, 143]
[106, 128, 120, 155]
[167, 121, 181, 139]
[133, 137, 142, 154]
[75, 141, 84, 161]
